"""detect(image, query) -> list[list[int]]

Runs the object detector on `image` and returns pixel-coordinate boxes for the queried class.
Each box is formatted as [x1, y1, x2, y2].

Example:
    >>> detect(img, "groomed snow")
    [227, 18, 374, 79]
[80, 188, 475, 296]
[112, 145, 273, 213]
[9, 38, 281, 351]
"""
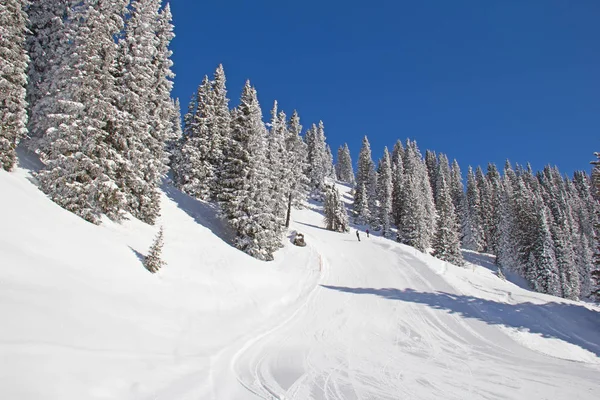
[1, 160, 599, 399]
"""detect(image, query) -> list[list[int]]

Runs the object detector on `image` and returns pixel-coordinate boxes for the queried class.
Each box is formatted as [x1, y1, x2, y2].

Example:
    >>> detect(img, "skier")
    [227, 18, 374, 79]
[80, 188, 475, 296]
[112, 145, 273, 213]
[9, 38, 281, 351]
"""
[366, 229, 370, 238]
[356, 230, 360, 241]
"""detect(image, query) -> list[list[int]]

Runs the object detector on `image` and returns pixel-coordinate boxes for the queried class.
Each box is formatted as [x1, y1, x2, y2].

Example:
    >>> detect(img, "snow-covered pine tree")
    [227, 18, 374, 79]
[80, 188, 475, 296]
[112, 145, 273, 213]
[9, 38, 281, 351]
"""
[565, 175, 594, 297]
[0, 0, 29, 171]
[590, 153, 600, 299]
[485, 163, 503, 255]
[378, 147, 393, 237]
[397, 141, 433, 252]
[496, 161, 519, 271]
[144, 226, 166, 273]
[354, 136, 375, 222]
[409, 140, 436, 247]
[425, 149, 438, 200]
[449, 159, 465, 240]
[391, 139, 405, 227]
[220, 81, 278, 260]
[539, 166, 579, 299]
[354, 183, 371, 225]
[475, 166, 494, 253]
[116, 0, 168, 219]
[134, 1, 176, 223]
[325, 144, 335, 179]
[324, 184, 349, 232]
[525, 195, 561, 296]
[209, 63, 231, 199]
[336, 143, 354, 184]
[265, 101, 288, 233]
[172, 76, 214, 199]
[36, 0, 129, 224]
[462, 166, 486, 251]
[26, 0, 78, 142]
[305, 121, 328, 195]
[284, 110, 310, 226]
[432, 175, 464, 266]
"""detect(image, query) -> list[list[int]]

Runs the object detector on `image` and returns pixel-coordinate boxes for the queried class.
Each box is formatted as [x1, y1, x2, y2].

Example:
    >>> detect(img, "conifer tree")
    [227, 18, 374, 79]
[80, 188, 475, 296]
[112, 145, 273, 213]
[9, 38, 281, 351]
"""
[324, 184, 349, 232]
[378, 147, 393, 237]
[209, 63, 231, 197]
[305, 121, 328, 195]
[36, 0, 129, 223]
[117, 0, 168, 220]
[425, 150, 438, 199]
[172, 76, 214, 199]
[497, 161, 519, 271]
[432, 175, 464, 266]
[354, 183, 371, 225]
[590, 153, 600, 299]
[144, 226, 166, 273]
[525, 196, 561, 296]
[463, 166, 485, 251]
[336, 143, 354, 184]
[266, 101, 288, 232]
[449, 159, 465, 239]
[135, 1, 176, 223]
[354, 136, 375, 222]
[485, 163, 503, 255]
[284, 110, 309, 226]
[397, 141, 434, 251]
[220, 81, 278, 260]
[391, 140, 405, 227]
[0, 0, 29, 171]
[26, 0, 78, 141]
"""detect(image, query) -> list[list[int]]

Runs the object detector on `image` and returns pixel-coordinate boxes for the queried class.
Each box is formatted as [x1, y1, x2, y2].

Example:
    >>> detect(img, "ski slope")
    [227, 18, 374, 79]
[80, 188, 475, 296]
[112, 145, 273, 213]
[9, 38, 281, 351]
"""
[1, 156, 600, 399]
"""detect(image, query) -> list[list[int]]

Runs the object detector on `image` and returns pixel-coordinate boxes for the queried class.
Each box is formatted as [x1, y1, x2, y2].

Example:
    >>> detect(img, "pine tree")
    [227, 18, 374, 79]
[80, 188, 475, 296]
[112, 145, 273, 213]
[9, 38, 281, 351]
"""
[220, 81, 278, 260]
[397, 141, 434, 251]
[0, 0, 29, 171]
[485, 163, 503, 255]
[378, 147, 393, 237]
[305, 121, 328, 195]
[36, 0, 129, 224]
[463, 166, 485, 251]
[266, 101, 288, 233]
[135, 1, 176, 223]
[496, 161, 519, 271]
[144, 226, 166, 273]
[209, 63, 231, 198]
[284, 110, 309, 227]
[391, 140, 405, 227]
[354, 183, 371, 224]
[590, 153, 600, 299]
[432, 175, 464, 266]
[117, 0, 167, 220]
[425, 149, 438, 199]
[324, 184, 349, 232]
[354, 136, 375, 222]
[172, 76, 214, 199]
[525, 196, 561, 296]
[26, 0, 78, 141]
[336, 143, 354, 184]
[449, 159, 465, 241]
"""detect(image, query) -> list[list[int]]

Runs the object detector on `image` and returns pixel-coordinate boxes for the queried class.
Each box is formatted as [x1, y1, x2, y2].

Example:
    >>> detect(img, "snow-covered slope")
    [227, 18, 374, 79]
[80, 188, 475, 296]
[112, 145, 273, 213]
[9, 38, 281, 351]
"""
[1, 161, 599, 399]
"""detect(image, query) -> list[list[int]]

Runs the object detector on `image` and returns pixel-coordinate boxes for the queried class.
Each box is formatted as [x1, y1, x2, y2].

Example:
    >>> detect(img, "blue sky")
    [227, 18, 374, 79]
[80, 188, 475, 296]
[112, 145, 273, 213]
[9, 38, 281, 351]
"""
[169, 0, 599, 177]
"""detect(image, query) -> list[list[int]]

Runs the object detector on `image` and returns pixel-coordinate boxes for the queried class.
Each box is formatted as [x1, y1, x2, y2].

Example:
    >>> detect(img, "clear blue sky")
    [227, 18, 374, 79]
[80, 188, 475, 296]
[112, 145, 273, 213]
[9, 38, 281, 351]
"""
[170, 0, 599, 177]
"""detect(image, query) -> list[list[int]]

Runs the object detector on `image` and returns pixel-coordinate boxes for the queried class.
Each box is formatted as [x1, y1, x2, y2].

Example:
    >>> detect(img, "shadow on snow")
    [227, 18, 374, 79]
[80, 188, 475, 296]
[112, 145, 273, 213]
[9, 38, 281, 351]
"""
[321, 285, 600, 357]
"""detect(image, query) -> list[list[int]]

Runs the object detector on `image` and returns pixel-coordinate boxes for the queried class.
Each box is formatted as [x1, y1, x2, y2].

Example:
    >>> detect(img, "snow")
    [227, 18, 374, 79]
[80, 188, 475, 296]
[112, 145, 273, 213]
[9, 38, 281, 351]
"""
[1, 158, 600, 399]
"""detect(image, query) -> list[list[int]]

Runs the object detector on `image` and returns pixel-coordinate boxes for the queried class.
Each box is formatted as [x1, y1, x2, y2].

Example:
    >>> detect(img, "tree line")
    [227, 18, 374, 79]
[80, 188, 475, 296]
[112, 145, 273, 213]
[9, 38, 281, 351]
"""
[1, 1, 598, 300]
[340, 136, 600, 300]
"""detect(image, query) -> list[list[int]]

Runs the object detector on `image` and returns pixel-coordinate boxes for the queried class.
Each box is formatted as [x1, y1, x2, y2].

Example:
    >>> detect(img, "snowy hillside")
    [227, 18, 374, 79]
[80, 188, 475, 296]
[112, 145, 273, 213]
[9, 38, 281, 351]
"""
[1, 159, 600, 400]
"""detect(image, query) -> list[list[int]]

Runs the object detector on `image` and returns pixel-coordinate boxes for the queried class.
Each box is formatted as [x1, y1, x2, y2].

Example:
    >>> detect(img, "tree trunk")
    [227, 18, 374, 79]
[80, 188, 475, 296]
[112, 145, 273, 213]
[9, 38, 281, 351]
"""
[285, 192, 293, 228]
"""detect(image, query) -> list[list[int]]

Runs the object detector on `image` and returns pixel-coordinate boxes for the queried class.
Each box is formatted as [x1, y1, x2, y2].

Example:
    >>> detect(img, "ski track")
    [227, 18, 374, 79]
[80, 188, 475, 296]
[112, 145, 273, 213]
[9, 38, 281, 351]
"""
[230, 210, 599, 399]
